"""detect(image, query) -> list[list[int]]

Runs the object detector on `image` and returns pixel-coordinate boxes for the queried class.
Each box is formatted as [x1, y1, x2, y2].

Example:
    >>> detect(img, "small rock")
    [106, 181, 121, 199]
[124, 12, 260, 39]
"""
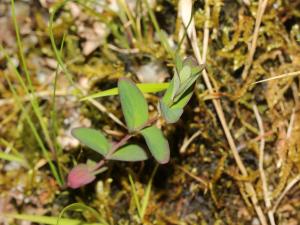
[135, 61, 169, 83]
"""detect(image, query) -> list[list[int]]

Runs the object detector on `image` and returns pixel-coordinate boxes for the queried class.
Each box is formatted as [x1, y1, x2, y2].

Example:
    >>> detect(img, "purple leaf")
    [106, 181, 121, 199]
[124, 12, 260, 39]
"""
[67, 164, 96, 189]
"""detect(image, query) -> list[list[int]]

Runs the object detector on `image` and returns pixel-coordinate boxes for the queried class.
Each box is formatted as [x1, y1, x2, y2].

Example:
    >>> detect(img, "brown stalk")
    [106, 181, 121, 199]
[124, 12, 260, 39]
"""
[180, 0, 269, 224]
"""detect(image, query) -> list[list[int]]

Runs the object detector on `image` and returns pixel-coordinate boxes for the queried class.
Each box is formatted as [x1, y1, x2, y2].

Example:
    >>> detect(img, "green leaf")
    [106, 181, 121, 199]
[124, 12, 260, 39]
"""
[159, 101, 183, 123]
[141, 126, 170, 164]
[175, 54, 183, 72]
[118, 78, 149, 132]
[140, 165, 158, 219]
[80, 83, 169, 101]
[71, 128, 110, 156]
[107, 144, 148, 161]
[4, 213, 103, 225]
[191, 66, 203, 75]
[173, 72, 201, 102]
[171, 70, 181, 100]
[161, 79, 175, 105]
[179, 65, 192, 83]
[0, 151, 26, 165]
[171, 85, 194, 109]
[182, 56, 198, 68]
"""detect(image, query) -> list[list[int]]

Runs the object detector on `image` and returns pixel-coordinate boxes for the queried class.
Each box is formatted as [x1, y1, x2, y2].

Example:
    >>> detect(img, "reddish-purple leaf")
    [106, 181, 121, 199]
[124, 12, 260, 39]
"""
[67, 164, 96, 189]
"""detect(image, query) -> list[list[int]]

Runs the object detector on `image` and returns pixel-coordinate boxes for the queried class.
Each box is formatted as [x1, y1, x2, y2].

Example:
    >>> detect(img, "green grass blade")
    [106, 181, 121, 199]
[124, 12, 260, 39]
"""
[4, 214, 103, 225]
[2, 55, 62, 185]
[49, 0, 75, 85]
[116, 0, 140, 41]
[81, 83, 169, 101]
[10, 0, 34, 90]
[142, 0, 174, 57]
[51, 33, 66, 156]
[0, 151, 26, 165]
[128, 174, 142, 218]
[10, 0, 57, 156]
[57, 203, 109, 225]
[9, 0, 63, 185]
[0, 138, 25, 159]
[140, 164, 158, 219]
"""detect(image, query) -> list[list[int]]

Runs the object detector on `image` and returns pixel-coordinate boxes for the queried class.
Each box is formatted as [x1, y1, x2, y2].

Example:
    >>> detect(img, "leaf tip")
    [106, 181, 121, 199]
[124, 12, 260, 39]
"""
[158, 154, 170, 164]
[67, 164, 96, 189]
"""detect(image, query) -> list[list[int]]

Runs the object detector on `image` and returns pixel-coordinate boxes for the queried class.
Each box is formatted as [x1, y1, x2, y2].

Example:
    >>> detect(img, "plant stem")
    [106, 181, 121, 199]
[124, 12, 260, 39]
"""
[91, 116, 159, 172]
[108, 134, 133, 158]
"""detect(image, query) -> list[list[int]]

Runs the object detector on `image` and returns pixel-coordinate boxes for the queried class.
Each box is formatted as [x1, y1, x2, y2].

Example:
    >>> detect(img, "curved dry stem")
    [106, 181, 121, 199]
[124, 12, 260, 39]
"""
[180, 0, 268, 224]
[253, 104, 276, 225]
[241, 0, 269, 81]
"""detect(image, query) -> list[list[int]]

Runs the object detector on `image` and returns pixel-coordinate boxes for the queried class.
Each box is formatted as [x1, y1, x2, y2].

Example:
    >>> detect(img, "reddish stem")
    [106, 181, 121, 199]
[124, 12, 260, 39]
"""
[91, 115, 160, 172]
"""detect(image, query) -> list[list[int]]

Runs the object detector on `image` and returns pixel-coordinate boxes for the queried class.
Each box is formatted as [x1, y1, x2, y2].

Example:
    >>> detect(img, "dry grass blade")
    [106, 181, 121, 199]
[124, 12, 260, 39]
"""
[253, 104, 276, 225]
[178, 0, 194, 39]
[241, 0, 268, 81]
[270, 108, 297, 218]
[177, 166, 208, 188]
[271, 174, 300, 214]
[0, 90, 68, 107]
[252, 71, 300, 85]
[179, 130, 201, 153]
[181, 0, 268, 224]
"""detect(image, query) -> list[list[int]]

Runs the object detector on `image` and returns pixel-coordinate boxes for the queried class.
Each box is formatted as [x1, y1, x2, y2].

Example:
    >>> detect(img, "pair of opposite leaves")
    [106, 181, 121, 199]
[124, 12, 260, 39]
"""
[72, 57, 204, 165]
[72, 78, 170, 165]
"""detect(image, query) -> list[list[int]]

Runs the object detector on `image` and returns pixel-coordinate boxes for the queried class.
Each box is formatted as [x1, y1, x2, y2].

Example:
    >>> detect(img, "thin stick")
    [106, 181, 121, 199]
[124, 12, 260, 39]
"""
[253, 104, 276, 225]
[183, 1, 268, 224]
[271, 174, 300, 213]
[268, 109, 297, 216]
[243, 0, 250, 5]
[0, 90, 68, 107]
[252, 71, 300, 85]
[241, 0, 268, 80]
[179, 130, 201, 153]
[286, 109, 295, 139]
[88, 99, 125, 128]
[177, 166, 207, 187]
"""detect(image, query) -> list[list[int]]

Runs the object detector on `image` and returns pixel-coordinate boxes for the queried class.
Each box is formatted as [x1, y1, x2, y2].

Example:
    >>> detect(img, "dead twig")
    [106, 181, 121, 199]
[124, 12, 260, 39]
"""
[271, 174, 300, 214]
[253, 104, 276, 225]
[252, 71, 300, 85]
[179, 130, 201, 153]
[0, 90, 68, 107]
[181, 0, 268, 224]
[88, 99, 125, 128]
[177, 166, 208, 188]
[241, 0, 268, 80]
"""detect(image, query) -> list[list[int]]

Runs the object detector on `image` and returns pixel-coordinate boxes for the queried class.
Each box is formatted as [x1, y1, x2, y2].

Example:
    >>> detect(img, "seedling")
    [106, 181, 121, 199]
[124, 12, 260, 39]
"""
[68, 56, 204, 189]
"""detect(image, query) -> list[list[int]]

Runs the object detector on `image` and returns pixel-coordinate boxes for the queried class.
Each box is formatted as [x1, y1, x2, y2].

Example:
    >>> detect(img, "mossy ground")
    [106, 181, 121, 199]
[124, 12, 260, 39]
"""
[0, 0, 300, 224]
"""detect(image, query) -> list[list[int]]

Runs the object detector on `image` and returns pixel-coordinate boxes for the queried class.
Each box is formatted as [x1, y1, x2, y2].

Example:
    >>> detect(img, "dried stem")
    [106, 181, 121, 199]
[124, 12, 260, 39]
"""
[241, 0, 268, 80]
[271, 174, 300, 214]
[270, 108, 297, 214]
[92, 116, 159, 171]
[182, 0, 268, 224]
[252, 70, 300, 85]
[253, 104, 276, 225]
[179, 130, 201, 153]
